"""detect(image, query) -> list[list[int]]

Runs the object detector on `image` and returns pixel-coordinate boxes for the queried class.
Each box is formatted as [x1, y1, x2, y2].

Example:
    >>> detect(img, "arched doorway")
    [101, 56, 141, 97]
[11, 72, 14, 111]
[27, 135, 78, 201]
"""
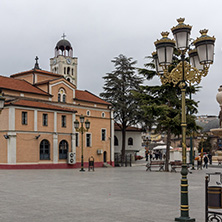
[103, 151, 107, 163]
[40, 139, 50, 160]
[59, 140, 68, 159]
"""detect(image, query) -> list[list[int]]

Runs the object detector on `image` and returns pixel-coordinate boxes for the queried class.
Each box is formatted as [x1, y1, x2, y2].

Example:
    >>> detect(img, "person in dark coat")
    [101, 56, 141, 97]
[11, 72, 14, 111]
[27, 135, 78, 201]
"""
[145, 150, 149, 161]
[208, 153, 212, 165]
[203, 155, 209, 169]
[150, 153, 153, 162]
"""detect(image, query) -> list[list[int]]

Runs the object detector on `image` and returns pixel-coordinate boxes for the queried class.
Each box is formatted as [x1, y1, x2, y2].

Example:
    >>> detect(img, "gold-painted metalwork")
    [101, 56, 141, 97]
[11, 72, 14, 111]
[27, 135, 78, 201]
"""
[154, 31, 176, 45]
[193, 29, 216, 44]
[159, 61, 209, 87]
[171, 18, 192, 32]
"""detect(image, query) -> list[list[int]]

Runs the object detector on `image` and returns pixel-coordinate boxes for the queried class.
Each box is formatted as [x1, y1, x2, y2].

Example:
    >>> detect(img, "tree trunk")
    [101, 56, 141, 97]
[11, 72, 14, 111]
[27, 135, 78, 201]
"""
[121, 127, 126, 166]
[165, 129, 171, 171]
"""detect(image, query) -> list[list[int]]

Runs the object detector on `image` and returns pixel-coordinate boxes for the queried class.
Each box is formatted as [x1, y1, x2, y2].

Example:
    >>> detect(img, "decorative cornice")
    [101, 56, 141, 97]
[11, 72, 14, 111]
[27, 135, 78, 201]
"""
[154, 32, 175, 46]
[193, 29, 216, 45]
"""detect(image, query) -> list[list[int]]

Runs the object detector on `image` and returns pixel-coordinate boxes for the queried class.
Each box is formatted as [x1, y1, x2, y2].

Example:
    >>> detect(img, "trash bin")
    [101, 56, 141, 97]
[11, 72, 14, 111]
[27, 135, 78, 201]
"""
[208, 186, 221, 208]
[88, 156, 94, 171]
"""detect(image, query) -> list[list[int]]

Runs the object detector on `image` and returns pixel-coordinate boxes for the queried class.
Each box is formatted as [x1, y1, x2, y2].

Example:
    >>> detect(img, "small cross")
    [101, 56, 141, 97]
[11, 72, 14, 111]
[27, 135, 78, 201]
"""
[62, 33, 66, 39]
[34, 56, 40, 70]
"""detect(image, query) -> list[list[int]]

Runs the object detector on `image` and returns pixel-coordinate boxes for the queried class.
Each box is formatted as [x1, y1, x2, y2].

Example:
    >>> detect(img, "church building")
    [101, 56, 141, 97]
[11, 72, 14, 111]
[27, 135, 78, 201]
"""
[0, 36, 114, 169]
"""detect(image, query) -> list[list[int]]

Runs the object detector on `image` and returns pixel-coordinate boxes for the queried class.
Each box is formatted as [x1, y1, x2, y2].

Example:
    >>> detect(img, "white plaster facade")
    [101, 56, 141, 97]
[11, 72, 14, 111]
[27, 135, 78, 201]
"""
[114, 128, 143, 155]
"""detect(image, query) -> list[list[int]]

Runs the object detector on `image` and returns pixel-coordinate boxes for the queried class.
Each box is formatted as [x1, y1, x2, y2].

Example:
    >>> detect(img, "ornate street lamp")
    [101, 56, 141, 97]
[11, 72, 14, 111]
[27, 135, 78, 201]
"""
[152, 51, 164, 75]
[154, 31, 175, 67]
[74, 115, 90, 172]
[153, 18, 215, 222]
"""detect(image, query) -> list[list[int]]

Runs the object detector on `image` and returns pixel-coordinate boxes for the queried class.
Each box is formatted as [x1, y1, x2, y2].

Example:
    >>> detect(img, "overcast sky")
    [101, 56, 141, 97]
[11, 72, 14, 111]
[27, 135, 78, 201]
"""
[0, 0, 221, 115]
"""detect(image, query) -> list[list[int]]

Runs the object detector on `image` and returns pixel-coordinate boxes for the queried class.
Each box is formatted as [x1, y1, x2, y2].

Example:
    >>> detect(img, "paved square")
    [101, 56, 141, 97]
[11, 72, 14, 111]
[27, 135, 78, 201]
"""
[0, 165, 220, 222]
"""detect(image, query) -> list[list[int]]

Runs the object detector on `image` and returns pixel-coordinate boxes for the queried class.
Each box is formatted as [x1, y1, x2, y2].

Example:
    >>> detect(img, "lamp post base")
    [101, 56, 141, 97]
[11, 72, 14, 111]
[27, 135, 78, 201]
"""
[175, 217, 195, 222]
[79, 168, 85, 172]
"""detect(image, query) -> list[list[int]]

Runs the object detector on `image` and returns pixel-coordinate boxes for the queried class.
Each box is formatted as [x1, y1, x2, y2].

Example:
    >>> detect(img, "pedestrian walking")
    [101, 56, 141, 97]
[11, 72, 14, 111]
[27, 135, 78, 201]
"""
[208, 153, 212, 165]
[197, 156, 202, 170]
[150, 153, 153, 162]
[203, 155, 209, 169]
[145, 150, 148, 161]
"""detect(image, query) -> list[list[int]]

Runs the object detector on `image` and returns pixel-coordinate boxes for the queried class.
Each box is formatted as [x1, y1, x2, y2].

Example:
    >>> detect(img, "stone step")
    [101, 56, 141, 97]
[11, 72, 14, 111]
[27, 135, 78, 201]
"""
[103, 163, 112, 168]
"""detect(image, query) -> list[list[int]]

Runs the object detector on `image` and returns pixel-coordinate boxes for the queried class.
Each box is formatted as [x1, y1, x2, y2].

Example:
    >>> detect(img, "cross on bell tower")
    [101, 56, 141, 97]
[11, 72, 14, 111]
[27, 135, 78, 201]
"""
[62, 33, 66, 39]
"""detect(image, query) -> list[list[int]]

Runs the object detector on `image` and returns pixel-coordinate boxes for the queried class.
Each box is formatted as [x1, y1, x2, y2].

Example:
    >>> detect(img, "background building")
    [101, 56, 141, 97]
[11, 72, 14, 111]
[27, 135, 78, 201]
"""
[0, 37, 114, 169]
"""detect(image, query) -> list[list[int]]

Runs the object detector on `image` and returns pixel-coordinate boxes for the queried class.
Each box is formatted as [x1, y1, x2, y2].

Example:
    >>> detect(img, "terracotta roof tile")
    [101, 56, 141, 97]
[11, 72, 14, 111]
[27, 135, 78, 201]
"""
[75, 90, 110, 105]
[0, 75, 50, 96]
[5, 99, 76, 113]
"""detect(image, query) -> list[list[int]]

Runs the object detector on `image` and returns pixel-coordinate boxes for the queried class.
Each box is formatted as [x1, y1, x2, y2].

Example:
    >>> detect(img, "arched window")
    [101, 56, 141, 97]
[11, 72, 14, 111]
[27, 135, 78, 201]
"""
[64, 67, 66, 74]
[63, 94, 66, 103]
[102, 112, 105, 118]
[58, 88, 66, 103]
[114, 136, 118, 146]
[72, 68, 74, 75]
[67, 67, 70, 75]
[86, 110, 90, 116]
[40, 139, 50, 160]
[128, 137, 133, 146]
[59, 140, 68, 159]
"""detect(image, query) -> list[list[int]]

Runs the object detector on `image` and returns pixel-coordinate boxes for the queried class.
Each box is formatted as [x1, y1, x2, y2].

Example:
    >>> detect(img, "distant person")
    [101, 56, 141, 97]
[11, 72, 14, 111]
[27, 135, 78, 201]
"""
[145, 151, 148, 161]
[159, 151, 162, 160]
[150, 153, 153, 162]
[203, 155, 209, 169]
[208, 153, 212, 165]
[155, 152, 158, 160]
[197, 156, 202, 170]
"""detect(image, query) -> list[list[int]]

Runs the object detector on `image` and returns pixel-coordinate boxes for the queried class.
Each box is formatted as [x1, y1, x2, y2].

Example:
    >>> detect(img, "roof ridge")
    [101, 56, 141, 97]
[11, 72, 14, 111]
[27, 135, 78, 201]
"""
[10, 69, 63, 77]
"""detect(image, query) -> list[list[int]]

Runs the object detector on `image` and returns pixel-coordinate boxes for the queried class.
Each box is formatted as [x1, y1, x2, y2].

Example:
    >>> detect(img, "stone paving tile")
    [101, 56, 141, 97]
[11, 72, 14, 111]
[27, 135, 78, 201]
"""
[0, 166, 221, 222]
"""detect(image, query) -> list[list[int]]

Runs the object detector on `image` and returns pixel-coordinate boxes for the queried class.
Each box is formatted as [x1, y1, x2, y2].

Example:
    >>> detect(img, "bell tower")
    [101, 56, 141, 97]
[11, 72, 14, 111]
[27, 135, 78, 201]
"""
[50, 34, 78, 86]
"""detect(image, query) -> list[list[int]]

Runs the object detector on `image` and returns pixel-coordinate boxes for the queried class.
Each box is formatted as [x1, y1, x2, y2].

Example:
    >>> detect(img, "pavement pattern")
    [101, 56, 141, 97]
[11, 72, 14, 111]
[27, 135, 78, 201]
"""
[0, 163, 221, 222]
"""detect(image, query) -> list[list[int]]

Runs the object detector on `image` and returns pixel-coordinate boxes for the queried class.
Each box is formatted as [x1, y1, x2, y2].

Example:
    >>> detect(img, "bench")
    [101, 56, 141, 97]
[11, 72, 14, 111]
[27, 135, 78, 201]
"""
[146, 161, 164, 172]
[217, 157, 222, 165]
[170, 161, 191, 173]
[170, 161, 182, 172]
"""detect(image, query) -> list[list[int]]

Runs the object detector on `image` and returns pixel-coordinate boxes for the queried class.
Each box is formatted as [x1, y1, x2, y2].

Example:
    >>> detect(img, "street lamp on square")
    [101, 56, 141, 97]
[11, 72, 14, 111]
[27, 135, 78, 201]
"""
[153, 18, 215, 222]
[74, 115, 90, 172]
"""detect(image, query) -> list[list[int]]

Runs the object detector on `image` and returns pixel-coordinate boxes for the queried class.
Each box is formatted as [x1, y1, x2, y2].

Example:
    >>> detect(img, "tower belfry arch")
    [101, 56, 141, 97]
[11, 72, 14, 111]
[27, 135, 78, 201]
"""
[50, 35, 78, 87]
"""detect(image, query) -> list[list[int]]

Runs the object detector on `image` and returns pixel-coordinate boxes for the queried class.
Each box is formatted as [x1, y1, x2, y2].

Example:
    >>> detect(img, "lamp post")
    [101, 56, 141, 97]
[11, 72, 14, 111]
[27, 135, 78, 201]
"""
[153, 18, 215, 222]
[74, 115, 90, 172]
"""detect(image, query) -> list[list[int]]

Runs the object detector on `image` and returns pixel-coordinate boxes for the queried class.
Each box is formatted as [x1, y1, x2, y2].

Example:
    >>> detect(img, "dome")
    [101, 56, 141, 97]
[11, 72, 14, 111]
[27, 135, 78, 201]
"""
[56, 39, 72, 51]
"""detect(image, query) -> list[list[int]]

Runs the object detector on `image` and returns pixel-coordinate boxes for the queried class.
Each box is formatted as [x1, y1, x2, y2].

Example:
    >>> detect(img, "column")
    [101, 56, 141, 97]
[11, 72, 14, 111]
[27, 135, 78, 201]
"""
[53, 134, 58, 163]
